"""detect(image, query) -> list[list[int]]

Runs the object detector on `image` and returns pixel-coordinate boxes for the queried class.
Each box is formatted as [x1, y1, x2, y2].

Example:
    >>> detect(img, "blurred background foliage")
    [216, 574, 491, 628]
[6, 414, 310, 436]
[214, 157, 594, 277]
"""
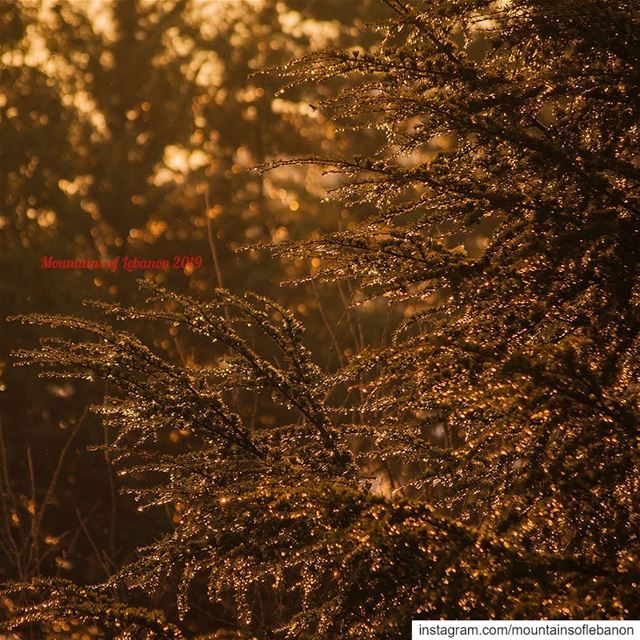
[0, 0, 394, 605]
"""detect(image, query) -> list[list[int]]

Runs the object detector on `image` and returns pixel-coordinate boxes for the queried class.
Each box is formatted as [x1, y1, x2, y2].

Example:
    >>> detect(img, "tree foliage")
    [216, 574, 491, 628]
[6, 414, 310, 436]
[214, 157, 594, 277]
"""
[3, 0, 640, 637]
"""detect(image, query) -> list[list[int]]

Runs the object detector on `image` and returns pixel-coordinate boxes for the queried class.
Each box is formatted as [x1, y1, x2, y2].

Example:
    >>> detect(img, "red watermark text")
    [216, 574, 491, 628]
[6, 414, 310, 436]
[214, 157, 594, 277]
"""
[40, 256, 203, 272]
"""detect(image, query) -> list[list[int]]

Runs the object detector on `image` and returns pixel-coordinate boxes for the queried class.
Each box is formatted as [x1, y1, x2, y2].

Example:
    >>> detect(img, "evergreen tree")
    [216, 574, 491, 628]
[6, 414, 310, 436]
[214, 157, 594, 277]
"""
[3, 0, 640, 638]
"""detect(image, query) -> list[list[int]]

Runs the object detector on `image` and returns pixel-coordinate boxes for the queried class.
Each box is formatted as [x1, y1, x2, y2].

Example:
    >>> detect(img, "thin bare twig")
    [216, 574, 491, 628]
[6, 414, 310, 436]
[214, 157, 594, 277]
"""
[0, 417, 22, 577]
[204, 187, 227, 295]
[103, 422, 117, 568]
[76, 508, 111, 579]
[311, 280, 345, 370]
[27, 409, 87, 576]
